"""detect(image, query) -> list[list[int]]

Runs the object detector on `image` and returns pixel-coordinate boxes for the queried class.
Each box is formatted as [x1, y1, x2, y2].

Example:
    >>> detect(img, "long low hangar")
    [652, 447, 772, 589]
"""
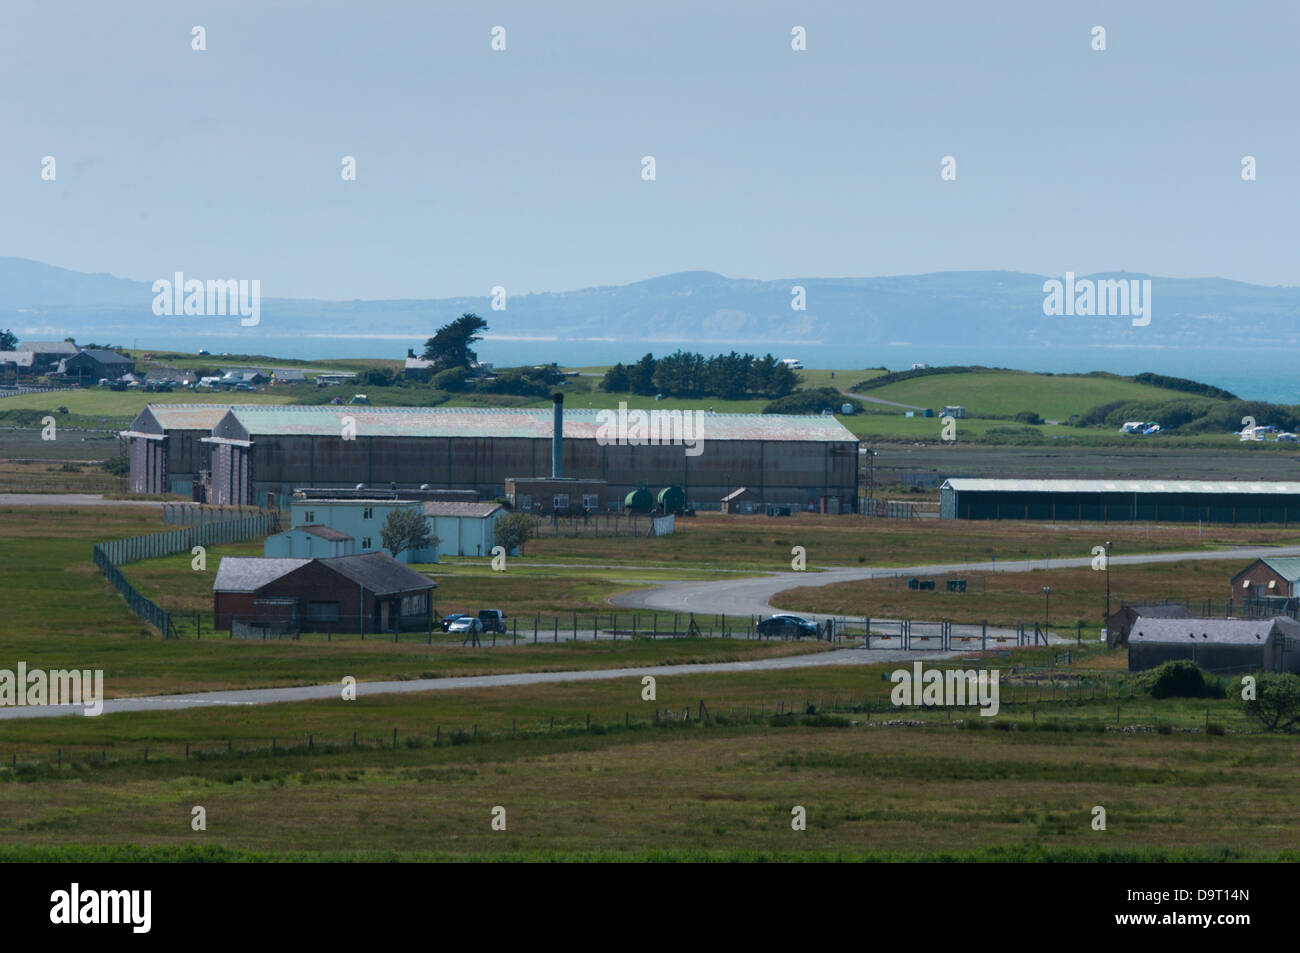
[123, 402, 858, 510]
[940, 478, 1300, 523]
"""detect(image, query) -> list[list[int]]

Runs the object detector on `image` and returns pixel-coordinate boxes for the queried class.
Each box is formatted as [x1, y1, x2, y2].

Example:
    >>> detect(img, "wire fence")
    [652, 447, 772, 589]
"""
[93, 511, 275, 637]
[2, 686, 1259, 775]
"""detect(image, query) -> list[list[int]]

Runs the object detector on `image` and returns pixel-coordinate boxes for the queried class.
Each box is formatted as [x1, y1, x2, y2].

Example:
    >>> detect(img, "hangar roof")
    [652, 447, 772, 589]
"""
[142, 404, 857, 442]
[941, 478, 1300, 495]
[1130, 617, 1300, 645]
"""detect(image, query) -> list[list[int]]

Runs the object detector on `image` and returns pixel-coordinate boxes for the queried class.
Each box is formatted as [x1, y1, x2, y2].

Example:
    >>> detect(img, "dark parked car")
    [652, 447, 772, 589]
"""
[439, 613, 469, 632]
[478, 609, 507, 634]
[756, 614, 819, 639]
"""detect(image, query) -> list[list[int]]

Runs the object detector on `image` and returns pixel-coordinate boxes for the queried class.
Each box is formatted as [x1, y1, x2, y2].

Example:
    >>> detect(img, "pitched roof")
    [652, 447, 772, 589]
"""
[1130, 617, 1300, 645]
[16, 341, 78, 354]
[0, 351, 35, 366]
[167, 404, 857, 442]
[272, 368, 306, 380]
[942, 478, 1300, 495]
[298, 525, 353, 541]
[1127, 604, 1196, 619]
[70, 349, 133, 365]
[722, 487, 756, 502]
[421, 502, 504, 518]
[213, 557, 310, 592]
[318, 552, 435, 594]
[1260, 557, 1300, 582]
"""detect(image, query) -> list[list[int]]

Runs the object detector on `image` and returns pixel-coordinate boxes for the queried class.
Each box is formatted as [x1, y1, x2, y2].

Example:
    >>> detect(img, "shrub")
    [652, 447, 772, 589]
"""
[1135, 660, 1216, 699]
[430, 366, 469, 391]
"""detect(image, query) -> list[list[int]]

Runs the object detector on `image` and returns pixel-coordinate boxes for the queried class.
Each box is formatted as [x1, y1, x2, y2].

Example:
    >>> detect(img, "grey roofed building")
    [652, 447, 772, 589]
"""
[272, 368, 307, 382]
[212, 556, 311, 592]
[17, 341, 78, 354]
[0, 350, 35, 367]
[1105, 603, 1196, 648]
[62, 349, 134, 381]
[420, 501, 504, 518]
[1128, 616, 1300, 673]
[313, 551, 433, 595]
[941, 477, 1300, 524]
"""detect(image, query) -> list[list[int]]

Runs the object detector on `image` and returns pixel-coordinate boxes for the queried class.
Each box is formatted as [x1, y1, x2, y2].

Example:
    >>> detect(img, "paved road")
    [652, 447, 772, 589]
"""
[0, 646, 1000, 720]
[610, 545, 1300, 619]
[0, 493, 164, 508]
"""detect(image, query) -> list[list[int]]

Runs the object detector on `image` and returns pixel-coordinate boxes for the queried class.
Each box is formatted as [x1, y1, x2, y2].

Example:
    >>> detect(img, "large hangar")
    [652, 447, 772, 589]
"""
[125, 402, 859, 510]
[940, 478, 1300, 524]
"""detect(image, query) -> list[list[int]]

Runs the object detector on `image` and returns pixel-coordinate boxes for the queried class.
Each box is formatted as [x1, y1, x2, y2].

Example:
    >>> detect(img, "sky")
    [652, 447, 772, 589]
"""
[1, 0, 1297, 300]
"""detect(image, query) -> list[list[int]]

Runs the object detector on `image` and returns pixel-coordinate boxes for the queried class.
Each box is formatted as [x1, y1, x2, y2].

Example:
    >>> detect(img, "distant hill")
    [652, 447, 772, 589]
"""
[3, 257, 1300, 350]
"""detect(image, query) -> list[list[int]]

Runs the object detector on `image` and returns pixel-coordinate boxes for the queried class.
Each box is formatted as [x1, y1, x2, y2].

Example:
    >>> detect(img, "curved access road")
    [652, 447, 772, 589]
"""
[609, 545, 1300, 620]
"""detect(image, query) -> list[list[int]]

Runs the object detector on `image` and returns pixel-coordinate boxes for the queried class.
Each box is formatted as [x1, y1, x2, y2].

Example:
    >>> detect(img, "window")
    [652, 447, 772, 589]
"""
[582, 494, 600, 509]
[306, 602, 340, 622]
[363, 507, 373, 520]
[553, 493, 569, 510]
[361, 537, 372, 550]
[303, 511, 315, 523]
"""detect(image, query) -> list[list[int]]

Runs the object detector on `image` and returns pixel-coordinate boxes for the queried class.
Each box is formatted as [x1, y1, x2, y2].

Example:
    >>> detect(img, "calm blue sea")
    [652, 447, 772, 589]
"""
[133, 333, 1299, 405]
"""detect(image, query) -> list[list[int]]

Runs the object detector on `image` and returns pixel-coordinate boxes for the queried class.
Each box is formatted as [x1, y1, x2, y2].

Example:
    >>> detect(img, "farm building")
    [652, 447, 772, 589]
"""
[264, 498, 436, 562]
[17, 340, 78, 372]
[1105, 603, 1195, 648]
[940, 479, 1300, 524]
[1230, 558, 1300, 616]
[1128, 617, 1300, 674]
[61, 348, 134, 383]
[123, 401, 858, 511]
[422, 502, 505, 557]
[212, 551, 435, 634]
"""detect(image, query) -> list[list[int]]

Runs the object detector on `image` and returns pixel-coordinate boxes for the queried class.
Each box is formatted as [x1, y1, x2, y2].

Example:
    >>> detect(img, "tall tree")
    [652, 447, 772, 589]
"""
[380, 509, 437, 560]
[0, 329, 17, 351]
[422, 314, 488, 370]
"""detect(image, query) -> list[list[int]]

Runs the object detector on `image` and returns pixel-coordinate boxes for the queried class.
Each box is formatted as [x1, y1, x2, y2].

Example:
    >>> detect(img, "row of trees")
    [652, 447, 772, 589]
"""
[601, 351, 800, 400]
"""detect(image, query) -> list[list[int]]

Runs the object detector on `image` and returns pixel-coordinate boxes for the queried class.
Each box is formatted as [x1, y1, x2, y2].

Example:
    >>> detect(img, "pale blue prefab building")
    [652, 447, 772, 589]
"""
[422, 502, 506, 557]
[264, 498, 438, 563]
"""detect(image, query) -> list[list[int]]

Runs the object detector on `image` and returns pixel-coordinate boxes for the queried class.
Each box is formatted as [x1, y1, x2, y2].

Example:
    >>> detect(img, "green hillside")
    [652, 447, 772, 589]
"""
[858, 369, 1216, 421]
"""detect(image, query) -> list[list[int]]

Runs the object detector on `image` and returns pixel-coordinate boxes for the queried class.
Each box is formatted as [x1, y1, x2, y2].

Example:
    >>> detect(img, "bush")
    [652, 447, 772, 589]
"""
[763, 388, 861, 415]
[1014, 410, 1043, 425]
[1135, 660, 1217, 699]
[430, 366, 469, 391]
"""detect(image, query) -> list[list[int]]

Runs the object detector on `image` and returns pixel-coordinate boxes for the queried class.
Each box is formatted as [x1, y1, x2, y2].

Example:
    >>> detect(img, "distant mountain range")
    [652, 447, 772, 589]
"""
[3, 257, 1299, 351]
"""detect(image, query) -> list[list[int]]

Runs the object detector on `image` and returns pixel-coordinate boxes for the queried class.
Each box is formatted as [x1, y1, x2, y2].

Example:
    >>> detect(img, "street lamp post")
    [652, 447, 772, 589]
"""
[1042, 586, 1052, 643]
[1105, 539, 1112, 635]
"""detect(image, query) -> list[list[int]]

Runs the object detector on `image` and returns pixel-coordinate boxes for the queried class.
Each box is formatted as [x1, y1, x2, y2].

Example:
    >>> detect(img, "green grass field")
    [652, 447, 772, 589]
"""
[854, 370, 1207, 421]
[0, 659, 1293, 861]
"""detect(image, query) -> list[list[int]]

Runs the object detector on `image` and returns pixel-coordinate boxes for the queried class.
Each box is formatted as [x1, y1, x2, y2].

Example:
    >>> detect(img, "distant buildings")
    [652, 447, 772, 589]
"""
[61, 349, 134, 384]
[1105, 603, 1195, 648]
[940, 478, 1300, 524]
[1231, 557, 1300, 616]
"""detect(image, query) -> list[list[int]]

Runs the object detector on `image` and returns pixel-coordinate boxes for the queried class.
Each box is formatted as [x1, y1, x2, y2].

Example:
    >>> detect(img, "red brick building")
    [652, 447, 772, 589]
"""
[213, 551, 435, 634]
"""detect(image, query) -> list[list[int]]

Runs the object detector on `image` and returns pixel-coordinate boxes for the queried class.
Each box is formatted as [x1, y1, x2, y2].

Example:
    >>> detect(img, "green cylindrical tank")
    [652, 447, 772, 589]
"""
[657, 485, 685, 512]
[624, 488, 653, 512]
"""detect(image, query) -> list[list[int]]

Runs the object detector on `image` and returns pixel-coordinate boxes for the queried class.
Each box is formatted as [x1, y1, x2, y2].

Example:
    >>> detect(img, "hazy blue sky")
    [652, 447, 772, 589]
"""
[1, 1, 1296, 299]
